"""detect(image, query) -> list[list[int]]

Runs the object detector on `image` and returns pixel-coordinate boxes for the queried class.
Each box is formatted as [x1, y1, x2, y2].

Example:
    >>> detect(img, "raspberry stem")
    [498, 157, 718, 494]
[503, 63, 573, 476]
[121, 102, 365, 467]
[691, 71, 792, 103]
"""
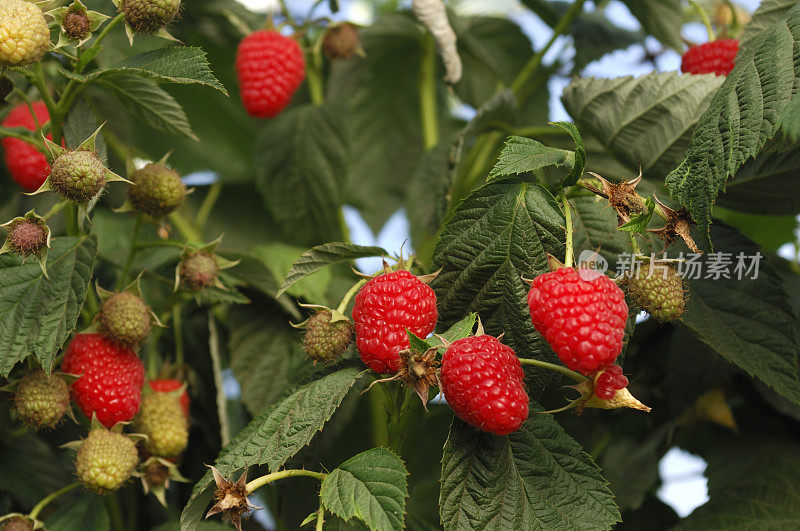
[245, 469, 326, 494]
[316, 504, 325, 531]
[689, 0, 716, 42]
[28, 481, 80, 520]
[336, 278, 367, 314]
[419, 33, 439, 151]
[562, 195, 574, 268]
[518, 358, 586, 383]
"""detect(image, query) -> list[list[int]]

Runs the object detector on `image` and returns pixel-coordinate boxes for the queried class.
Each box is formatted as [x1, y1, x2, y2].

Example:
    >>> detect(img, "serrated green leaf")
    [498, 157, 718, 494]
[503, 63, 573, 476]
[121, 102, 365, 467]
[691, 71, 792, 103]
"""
[431, 180, 565, 396]
[666, 7, 800, 242]
[97, 74, 198, 141]
[562, 72, 723, 179]
[75, 46, 227, 94]
[45, 492, 109, 531]
[439, 415, 620, 531]
[487, 135, 575, 181]
[228, 305, 294, 414]
[254, 103, 348, 246]
[620, 0, 683, 50]
[63, 97, 106, 159]
[327, 13, 427, 232]
[277, 243, 387, 298]
[180, 368, 363, 530]
[618, 196, 655, 233]
[252, 242, 332, 304]
[563, 3, 644, 72]
[780, 95, 800, 141]
[450, 15, 533, 109]
[0, 236, 96, 376]
[680, 222, 800, 405]
[675, 441, 800, 530]
[551, 121, 585, 186]
[739, 0, 798, 52]
[437, 313, 478, 345]
[716, 145, 800, 215]
[407, 331, 432, 353]
[321, 448, 408, 531]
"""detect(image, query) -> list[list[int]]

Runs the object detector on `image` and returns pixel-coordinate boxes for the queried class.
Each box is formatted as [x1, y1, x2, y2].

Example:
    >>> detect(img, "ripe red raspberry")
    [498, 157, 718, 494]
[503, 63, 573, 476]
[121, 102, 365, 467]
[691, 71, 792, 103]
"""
[440, 335, 529, 435]
[1, 102, 51, 191]
[528, 267, 628, 375]
[352, 270, 438, 374]
[681, 39, 738, 76]
[61, 333, 145, 428]
[235, 30, 306, 119]
[148, 378, 190, 418]
[593, 364, 628, 400]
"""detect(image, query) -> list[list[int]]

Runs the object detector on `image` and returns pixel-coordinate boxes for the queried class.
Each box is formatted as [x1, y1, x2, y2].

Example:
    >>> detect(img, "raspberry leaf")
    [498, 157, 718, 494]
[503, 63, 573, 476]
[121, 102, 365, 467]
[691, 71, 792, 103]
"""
[619, 0, 683, 51]
[228, 306, 294, 414]
[440, 414, 620, 530]
[320, 447, 408, 531]
[0, 236, 96, 376]
[431, 180, 565, 396]
[715, 146, 800, 215]
[680, 222, 800, 405]
[97, 74, 198, 141]
[45, 491, 109, 531]
[254, 103, 349, 246]
[277, 242, 387, 298]
[488, 135, 575, 182]
[739, 0, 798, 53]
[181, 367, 363, 530]
[666, 5, 800, 244]
[66, 46, 228, 95]
[563, 72, 723, 179]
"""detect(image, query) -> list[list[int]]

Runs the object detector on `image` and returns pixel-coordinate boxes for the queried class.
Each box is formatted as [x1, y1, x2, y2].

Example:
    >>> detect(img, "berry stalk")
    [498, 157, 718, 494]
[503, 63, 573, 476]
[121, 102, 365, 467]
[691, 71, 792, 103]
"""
[518, 358, 587, 383]
[562, 195, 574, 268]
[336, 278, 367, 314]
[419, 33, 439, 151]
[28, 481, 79, 520]
[689, 0, 716, 42]
[245, 469, 326, 494]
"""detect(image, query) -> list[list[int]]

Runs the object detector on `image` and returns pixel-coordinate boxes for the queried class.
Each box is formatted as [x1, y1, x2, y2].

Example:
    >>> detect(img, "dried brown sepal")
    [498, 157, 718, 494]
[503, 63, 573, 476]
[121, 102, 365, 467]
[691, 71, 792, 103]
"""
[648, 196, 701, 253]
[584, 170, 647, 225]
[205, 467, 260, 531]
[571, 379, 651, 414]
[362, 348, 441, 410]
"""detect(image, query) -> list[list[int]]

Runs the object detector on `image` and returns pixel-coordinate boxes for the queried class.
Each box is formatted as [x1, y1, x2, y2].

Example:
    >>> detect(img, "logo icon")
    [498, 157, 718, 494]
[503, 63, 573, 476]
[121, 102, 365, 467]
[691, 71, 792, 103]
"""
[577, 250, 608, 274]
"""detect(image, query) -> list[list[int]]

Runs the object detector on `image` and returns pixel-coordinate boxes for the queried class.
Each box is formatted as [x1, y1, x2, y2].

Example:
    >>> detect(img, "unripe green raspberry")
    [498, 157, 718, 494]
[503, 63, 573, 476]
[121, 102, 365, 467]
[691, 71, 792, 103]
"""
[179, 251, 219, 291]
[14, 370, 69, 430]
[99, 291, 152, 346]
[304, 310, 353, 363]
[0, 0, 50, 67]
[76, 429, 139, 494]
[50, 150, 107, 203]
[135, 392, 188, 458]
[624, 264, 686, 322]
[128, 163, 186, 217]
[120, 0, 182, 33]
[4, 217, 47, 257]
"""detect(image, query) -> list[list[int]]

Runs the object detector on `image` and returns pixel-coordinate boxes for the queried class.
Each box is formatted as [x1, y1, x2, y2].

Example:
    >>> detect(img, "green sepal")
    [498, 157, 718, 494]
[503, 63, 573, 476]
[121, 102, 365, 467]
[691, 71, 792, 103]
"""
[618, 196, 656, 233]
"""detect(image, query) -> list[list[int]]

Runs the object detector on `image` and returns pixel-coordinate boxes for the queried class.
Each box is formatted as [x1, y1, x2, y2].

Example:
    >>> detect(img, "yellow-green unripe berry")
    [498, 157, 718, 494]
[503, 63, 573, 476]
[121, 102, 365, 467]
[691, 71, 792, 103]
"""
[14, 370, 70, 430]
[624, 265, 686, 322]
[50, 150, 107, 203]
[179, 251, 219, 291]
[135, 392, 188, 458]
[99, 292, 152, 346]
[120, 0, 182, 33]
[75, 429, 139, 494]
[0, 0, 50, 67]
[128, 163, 186, 217]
